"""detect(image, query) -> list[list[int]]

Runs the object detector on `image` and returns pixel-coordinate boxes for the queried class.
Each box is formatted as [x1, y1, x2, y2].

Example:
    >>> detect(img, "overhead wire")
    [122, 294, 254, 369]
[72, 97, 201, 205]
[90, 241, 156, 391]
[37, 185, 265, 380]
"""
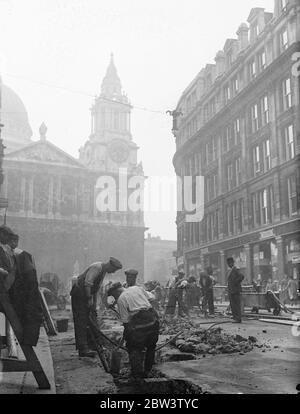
[1, 72, 167, 115]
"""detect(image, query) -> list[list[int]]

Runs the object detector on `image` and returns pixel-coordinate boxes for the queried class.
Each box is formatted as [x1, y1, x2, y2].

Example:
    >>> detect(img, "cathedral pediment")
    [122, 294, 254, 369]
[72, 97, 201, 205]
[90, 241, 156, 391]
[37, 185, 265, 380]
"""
[4, 140, 85, 169]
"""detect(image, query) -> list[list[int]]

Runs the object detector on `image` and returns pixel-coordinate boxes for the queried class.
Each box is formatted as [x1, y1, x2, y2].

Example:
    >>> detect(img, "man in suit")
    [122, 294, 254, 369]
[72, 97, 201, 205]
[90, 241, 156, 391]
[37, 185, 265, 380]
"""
[227, 257, 244, 323]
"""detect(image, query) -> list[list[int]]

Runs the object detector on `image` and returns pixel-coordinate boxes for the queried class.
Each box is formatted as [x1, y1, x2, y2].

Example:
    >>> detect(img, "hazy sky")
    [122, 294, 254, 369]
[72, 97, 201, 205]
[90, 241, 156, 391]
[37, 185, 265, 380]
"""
[0, 0, 274, 240]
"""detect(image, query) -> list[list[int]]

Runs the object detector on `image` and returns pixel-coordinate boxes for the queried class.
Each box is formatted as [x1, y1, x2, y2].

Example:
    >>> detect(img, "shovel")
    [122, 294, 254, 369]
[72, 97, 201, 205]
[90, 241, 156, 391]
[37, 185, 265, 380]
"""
[110, 335, 125, 375]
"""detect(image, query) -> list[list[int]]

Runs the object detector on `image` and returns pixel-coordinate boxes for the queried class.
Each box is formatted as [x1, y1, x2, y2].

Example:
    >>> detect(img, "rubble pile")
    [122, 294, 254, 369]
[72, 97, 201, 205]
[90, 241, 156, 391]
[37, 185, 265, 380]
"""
[160, 319, 263, 356]
[174, 327, 258, 355]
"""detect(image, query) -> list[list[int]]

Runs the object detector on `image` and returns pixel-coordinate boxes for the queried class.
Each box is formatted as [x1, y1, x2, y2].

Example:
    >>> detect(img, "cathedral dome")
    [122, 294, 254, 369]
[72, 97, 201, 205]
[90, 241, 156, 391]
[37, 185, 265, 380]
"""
[0, 83, 32, 153]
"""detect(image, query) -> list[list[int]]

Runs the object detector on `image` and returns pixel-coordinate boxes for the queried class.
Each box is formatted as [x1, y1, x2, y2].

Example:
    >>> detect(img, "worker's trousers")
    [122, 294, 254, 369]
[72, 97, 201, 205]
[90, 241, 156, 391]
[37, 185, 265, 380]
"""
[165, 289, 188, 317]
[71, 285, 93, 351]
[228, 292, 242, 321]
[202, 289, 214, 314]
[124, 321, 159, 377]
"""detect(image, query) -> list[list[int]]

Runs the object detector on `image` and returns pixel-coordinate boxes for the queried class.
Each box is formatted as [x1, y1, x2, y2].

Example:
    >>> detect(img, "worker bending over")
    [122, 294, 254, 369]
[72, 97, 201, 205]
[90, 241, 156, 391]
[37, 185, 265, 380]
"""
[71, 257, 122, 358]
[107, 279, 160, 379]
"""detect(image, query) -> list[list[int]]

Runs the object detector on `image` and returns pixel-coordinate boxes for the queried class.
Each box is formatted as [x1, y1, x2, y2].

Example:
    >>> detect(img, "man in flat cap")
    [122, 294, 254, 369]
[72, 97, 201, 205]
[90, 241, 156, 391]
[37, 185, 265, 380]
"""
[165, 269, 188, 318]
[107, 281, 159, 379]
[124, 268, 139, 288]
[71, 257, 122, 357]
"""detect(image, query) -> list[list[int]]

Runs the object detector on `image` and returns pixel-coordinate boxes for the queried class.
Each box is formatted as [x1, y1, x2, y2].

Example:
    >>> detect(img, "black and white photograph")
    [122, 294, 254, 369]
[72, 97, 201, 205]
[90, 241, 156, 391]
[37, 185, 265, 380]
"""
[0, 0, 299, 400]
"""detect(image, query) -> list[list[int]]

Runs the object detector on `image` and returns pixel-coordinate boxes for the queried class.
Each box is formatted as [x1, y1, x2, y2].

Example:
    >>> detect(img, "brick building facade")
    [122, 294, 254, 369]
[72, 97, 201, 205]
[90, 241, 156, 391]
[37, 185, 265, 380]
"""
[173, 0, 300, 285]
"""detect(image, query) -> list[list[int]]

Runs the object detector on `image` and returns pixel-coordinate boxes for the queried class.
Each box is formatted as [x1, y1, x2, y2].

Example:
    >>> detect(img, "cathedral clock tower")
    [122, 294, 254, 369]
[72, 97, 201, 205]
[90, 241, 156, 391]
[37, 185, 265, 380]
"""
[79, 54, 142, 175]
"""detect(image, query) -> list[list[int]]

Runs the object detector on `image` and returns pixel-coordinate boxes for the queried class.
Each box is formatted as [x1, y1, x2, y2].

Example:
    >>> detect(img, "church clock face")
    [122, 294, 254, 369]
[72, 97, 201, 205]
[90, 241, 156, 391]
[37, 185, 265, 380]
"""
[108, 140, 130, 164]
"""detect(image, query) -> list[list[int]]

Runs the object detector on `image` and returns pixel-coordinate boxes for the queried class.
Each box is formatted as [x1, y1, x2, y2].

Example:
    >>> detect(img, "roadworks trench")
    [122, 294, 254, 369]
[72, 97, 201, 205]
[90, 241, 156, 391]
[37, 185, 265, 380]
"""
[99, 315, 266, 395]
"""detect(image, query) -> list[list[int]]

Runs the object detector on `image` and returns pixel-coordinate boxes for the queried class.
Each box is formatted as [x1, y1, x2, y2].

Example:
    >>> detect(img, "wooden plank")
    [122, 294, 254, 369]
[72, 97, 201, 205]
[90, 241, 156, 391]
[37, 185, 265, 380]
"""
[6, 320, 19, 359]
[0, 275, 51, 390]
[39, 288, 57, 336]
[0, 358, 40, 372]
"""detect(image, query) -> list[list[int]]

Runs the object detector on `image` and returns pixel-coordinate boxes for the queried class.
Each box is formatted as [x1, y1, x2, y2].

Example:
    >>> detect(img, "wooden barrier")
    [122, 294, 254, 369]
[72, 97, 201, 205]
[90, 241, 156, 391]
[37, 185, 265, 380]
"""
[0, 275, 50, 389]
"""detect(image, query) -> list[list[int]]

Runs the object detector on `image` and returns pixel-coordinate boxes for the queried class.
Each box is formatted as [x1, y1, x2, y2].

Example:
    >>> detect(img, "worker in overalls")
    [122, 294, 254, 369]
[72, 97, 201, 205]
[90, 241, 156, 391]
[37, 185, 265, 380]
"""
[70, 257, 122, 357]
[107, 280, 159, 379]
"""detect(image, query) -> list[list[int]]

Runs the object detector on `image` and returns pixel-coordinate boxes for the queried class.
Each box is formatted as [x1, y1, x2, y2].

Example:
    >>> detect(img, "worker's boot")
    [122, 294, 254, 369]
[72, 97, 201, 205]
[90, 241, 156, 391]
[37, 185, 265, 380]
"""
[78, 347, 97, 358]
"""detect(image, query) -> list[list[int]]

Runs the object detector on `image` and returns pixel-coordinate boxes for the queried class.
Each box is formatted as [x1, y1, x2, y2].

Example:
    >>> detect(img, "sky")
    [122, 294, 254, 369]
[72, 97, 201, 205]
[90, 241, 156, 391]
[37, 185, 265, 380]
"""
[0, 0, 274, 240]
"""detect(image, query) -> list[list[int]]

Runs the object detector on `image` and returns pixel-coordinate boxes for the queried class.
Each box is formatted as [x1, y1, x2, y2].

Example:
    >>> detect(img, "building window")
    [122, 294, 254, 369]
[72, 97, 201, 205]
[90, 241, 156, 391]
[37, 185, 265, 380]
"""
[233, 118, 241, 145]
[237, 199, 244, 233]
[252, 187, 273, 227]
[251, 104, 259, 133]
[261, 189, 268, 225]
[213, 210, 219, 240]
[283, 124, 295, 160]
[287, 175, 298, 215]
[226, 163, 233, 191]
[253, 145, 261, 176]
[280, 28, 289, 52]
[209, 98, 216, 117]
[235, 157, 241, 186]
[261, 95, 269, 125]
[281, 0, 288, 11]
[258, 49, 266, 71]
[223, 126, 231, 152]
[224, 85, 231, 103]
[232, 77, 239, 96]
[212, 137, 218, 161]
[249, 59, 257, 80]
[282, 77, 292, 111]
[263, 139, 271, 171]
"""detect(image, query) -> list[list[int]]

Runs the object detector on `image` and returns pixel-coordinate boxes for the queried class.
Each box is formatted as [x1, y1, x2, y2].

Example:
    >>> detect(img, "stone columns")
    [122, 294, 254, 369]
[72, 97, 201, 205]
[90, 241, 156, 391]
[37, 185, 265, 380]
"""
[20, 176, 26, 212]
[276, 236, 285, 278]
[244, 244, 252, 281]
[48, 176, 54, 217]
[28, 176, 34, 215]
[220, 250, 226, 285]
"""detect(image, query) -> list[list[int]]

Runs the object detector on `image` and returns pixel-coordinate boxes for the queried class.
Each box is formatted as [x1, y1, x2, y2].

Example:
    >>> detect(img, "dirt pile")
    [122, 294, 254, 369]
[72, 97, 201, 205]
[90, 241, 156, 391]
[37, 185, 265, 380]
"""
[174, 327, 258, 355]
[160, 319, 262, 356]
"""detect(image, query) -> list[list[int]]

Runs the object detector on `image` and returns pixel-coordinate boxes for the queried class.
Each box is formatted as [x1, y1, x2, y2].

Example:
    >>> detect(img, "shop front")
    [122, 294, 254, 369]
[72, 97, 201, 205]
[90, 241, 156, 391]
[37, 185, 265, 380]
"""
[187, 257, 201, 277]
[203, 252, 222, 283]
[284, 234, 300, 283]
[251, 238, 278, 286]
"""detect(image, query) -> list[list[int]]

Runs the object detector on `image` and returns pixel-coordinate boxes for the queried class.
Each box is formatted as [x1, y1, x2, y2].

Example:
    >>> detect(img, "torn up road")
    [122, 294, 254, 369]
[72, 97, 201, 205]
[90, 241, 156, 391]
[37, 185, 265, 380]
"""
[48, 309, 300, 394]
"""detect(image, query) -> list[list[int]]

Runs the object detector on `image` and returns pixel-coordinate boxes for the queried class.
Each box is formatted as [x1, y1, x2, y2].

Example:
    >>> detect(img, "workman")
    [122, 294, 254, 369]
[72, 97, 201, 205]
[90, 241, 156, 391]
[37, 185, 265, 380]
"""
[165, 270, 188, 317]
[124, 268, 139, 287]
[70, 257, 122, 357]
[107, 280, 159, 379]
[226, 257, 244, 323]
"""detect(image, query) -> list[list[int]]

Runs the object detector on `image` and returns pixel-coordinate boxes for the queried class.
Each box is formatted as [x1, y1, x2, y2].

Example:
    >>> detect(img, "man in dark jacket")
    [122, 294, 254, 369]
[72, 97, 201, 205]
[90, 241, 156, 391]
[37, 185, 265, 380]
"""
[0, 227, 42, 346]
[70, 257, 122, 357]
[199, 268, 215, 315]
[227, 257, 244, 323]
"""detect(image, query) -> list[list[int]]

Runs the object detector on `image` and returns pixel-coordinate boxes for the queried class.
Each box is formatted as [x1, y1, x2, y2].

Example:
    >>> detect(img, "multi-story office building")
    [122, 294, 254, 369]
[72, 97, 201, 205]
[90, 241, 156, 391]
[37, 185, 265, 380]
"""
[173, 0, 300, 285]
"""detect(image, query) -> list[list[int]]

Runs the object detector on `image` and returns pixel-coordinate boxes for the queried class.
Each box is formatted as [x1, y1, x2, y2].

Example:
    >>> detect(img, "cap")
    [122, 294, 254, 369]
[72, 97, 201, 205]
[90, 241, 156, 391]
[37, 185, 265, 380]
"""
[0, 225, 15, 236]
[107, 282, 123, 296]
[125, 268, 138, 277]
[109, 257, 122, 269]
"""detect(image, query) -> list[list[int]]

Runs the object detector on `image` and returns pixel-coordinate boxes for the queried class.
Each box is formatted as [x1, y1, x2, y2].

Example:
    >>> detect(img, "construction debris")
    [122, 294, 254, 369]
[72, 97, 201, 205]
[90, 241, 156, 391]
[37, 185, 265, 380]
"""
[159, 319, 265, 356]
